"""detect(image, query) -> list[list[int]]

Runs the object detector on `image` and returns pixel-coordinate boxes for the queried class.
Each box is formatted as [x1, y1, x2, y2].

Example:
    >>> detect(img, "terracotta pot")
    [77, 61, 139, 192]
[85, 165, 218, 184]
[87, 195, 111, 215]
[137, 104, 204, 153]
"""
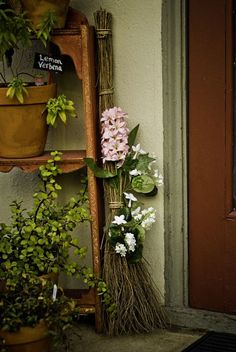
[0, 321, 50, 352]
[20, 0, 70, 29]
[0, 83, 56, 158]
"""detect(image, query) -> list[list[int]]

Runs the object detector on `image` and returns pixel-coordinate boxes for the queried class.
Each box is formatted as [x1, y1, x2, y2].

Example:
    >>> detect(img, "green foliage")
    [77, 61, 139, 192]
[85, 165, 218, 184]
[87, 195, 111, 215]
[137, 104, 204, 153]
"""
[0, 151, 114, 338]
[84, 158, 116, 178]
[6, 77, 28, 103]
[131, 174, 155, 194]
[0, 1, 32, 58]
[0, 274, 79, 350]
[36, 10, 58, 47]
[45, 94, 77, 127]
[128, 124, 139, 147]
[0, 152, 90, 283]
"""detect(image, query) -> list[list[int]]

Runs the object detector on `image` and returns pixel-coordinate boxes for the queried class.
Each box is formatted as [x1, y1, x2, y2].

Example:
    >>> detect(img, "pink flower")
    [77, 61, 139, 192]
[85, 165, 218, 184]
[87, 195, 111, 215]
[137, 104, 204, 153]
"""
[101, 107, 128, 122]
[101, 107, 129, 165]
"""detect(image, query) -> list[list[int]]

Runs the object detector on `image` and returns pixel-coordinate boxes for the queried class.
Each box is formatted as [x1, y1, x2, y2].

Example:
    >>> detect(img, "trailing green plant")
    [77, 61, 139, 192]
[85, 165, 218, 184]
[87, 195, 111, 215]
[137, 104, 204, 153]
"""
[0, 151, 115, 319]
[0, 151, 89, 283]
[45, 94, 77, 127]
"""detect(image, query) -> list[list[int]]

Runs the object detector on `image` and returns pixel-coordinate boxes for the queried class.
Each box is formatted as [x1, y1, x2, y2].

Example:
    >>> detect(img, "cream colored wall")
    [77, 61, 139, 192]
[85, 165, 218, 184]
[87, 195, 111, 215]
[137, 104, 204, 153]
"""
[0, 1, 165, 295]
[72, 0, 165, 294]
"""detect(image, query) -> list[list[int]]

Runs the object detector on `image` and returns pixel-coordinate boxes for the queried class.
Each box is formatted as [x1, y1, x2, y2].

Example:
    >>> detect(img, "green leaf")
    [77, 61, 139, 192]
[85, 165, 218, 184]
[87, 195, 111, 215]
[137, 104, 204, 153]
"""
[127, 243, 143, 263]
[136, 154, 156, 172]
[131, 175, 155, 193]
[84, 158, 116, 178]
[122, 154, 138, 173]
[59, 111, 66, 124]
[128, 124, 139, 147]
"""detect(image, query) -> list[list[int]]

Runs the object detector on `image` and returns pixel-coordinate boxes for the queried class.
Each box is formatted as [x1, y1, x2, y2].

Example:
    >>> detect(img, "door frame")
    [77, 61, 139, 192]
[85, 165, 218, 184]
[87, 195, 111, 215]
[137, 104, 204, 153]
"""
[162, 0, 236, 332]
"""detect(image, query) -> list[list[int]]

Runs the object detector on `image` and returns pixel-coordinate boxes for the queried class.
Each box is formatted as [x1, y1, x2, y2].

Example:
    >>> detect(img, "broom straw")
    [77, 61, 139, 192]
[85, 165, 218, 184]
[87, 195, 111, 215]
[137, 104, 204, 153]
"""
[94, 8, 168, 335]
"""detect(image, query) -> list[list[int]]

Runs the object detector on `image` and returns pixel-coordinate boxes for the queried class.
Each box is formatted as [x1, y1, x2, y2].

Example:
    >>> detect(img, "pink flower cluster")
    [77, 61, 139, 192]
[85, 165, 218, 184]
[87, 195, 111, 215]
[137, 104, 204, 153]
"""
[101, 107, 129, 165]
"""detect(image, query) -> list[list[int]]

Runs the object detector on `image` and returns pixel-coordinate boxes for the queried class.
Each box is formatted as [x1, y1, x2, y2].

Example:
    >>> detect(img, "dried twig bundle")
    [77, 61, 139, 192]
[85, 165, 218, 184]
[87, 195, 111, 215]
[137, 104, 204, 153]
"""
[94, 8, 167, 335]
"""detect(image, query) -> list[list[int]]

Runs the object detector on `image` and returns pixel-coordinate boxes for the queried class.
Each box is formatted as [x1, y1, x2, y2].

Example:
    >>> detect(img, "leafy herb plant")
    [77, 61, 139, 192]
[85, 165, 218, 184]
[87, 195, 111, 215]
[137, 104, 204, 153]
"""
[45, 94, 77, 127]
[6, 76, 28, 103]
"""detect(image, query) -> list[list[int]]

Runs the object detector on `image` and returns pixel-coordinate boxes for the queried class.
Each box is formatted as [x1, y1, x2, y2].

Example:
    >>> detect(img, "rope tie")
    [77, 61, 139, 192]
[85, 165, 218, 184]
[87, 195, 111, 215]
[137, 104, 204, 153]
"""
[96, 28, 112, 39]
[99, 88, 114, 96]
[109, 201, 124, 209]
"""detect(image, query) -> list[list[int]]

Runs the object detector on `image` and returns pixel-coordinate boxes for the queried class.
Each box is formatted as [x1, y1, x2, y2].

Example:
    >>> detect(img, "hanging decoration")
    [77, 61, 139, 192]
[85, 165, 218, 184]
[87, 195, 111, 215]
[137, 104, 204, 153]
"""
[92, 9, 167, 335]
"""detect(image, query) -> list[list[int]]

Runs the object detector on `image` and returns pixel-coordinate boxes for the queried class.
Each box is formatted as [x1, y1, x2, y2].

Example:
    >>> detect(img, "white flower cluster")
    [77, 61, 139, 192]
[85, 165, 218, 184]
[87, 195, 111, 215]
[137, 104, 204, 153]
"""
[154, 170, 164, 186]
[124, 232, 136, 252]
[115, 243, 127, 257]
[115, 232, 136, 256]
[132, 206, 156, 230]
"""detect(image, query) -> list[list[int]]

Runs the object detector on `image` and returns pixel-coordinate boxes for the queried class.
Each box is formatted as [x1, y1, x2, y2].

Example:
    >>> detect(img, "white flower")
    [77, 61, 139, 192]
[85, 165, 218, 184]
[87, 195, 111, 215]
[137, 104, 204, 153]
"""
[124, 192, 137, 207]
[129, 169, 141, 176]
[141, 207, 156, 230]
[112, 214, 127, 225]
[125, 232, 136, 252]
[131, 206, 141, 216]
[132, 143, 146, 159]
[148, 160, 156, 170]
[154, 170, 164, 186]
[115, 243, 127, 257]
[131, 206, 142, 221]
[157, 174, 164, 186]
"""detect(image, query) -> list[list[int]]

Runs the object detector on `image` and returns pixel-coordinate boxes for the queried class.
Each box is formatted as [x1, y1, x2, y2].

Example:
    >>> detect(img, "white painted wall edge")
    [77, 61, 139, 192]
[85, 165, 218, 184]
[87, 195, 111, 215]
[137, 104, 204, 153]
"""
[162, 0, 188, 308]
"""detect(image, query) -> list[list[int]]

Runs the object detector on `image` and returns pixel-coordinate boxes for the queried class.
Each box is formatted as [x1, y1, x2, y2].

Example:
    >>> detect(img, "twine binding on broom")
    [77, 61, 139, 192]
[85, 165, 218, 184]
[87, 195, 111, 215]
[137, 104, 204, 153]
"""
[96, 28, 112, 39]
[99, 88, 114, 96]
[108, 202, 124, 209]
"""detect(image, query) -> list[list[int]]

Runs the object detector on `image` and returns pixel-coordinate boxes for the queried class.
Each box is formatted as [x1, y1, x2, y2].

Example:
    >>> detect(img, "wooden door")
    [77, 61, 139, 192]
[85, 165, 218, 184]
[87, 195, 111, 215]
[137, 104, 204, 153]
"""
[188, 0, 236, 313]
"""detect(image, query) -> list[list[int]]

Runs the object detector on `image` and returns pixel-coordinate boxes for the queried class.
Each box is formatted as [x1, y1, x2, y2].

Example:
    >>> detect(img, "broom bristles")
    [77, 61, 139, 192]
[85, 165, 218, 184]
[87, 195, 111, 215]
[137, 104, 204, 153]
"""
[103, 241, 168, 335]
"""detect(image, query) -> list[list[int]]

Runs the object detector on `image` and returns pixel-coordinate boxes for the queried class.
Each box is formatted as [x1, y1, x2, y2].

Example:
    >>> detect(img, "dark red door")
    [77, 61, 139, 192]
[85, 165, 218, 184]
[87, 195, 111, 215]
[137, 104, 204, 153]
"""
[188, 0, 236, 313]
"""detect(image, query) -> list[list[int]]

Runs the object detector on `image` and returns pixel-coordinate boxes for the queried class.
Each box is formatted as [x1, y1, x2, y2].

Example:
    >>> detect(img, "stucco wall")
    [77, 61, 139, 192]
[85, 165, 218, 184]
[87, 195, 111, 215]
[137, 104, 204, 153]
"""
[0, 1, 164, 295]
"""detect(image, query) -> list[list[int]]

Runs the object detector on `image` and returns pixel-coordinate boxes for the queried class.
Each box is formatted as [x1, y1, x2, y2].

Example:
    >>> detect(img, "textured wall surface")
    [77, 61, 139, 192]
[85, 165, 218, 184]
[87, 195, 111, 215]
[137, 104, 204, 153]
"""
[0, 1, 164, 294]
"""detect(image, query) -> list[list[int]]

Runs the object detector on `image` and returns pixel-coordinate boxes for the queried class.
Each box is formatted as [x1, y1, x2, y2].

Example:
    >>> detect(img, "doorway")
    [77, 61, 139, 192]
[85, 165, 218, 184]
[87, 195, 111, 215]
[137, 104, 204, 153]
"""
[188, 0, 236, 314]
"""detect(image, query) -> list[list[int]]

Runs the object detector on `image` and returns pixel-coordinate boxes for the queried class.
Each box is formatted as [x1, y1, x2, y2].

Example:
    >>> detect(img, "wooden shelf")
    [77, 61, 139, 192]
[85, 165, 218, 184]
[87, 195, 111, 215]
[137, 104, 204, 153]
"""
[0, 150, 86, 173]
[0, 7, 102, 332]
[64, 289, 96, 315]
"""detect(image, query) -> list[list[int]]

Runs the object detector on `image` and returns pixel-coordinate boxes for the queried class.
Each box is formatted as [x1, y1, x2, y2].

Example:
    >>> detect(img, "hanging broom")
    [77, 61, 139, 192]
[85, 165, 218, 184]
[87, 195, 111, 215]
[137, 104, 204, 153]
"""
[94, 9, 167, 335]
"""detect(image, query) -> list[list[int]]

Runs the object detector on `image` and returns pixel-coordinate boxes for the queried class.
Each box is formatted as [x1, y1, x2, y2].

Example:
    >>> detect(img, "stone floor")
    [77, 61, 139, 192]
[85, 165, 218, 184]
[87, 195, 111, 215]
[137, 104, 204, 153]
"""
[69, 318, 203, 352]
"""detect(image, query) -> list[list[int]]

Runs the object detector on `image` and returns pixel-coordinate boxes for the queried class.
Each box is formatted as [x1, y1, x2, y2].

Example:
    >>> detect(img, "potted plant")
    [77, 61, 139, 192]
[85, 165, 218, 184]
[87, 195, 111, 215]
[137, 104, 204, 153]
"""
[0, 1, 76, 158]
[0, 274, 79, 352]
[0, 151, 114, 351]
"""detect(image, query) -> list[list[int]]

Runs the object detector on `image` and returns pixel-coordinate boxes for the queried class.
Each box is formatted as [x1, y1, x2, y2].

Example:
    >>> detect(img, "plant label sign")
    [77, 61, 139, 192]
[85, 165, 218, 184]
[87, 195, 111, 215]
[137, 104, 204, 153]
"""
[34, 53, 64, 73]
